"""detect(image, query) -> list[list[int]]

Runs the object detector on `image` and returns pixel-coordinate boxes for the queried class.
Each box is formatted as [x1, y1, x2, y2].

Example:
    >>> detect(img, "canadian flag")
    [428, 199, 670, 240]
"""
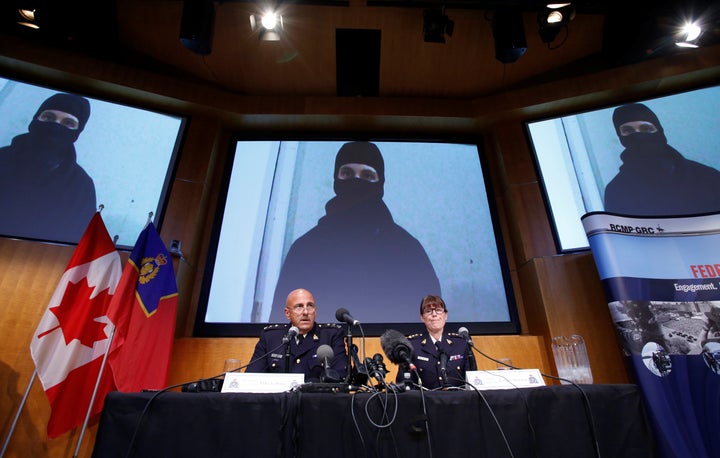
[29, 213, 122, 438]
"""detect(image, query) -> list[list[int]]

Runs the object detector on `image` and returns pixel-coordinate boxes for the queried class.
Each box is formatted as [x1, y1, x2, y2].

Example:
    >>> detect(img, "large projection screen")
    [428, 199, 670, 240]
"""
[195, 140, 518, 336]
[526, 84, 720, 252]
[0, 77, 184, 249]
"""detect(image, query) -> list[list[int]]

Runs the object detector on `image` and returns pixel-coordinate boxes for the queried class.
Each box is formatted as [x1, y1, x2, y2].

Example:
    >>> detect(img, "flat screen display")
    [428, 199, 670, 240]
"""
[0, 76, 184, 249]
[195, 140, 519, 336]
[526, 84, 720, 252]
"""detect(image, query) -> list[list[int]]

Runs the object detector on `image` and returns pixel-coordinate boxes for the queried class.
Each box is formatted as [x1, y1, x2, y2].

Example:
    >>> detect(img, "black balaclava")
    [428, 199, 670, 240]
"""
[18, 93, 91, 169]
[332, 141, 385, 202]
[27, 93, 91, 147]
[612, 103, 668, 150]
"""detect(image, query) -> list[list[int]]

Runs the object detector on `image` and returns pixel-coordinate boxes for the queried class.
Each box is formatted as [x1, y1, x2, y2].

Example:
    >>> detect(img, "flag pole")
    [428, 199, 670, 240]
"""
[73, 325, 116, 458]
[72, 206, 113, 458]
[0, 370, 37, 458]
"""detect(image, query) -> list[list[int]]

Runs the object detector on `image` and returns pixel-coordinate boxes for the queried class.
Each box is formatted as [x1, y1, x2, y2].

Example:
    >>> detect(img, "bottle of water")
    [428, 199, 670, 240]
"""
[551, 335, 593, 384]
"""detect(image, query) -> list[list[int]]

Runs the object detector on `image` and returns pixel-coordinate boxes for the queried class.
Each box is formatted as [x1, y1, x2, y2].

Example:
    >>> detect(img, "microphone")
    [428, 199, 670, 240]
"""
[366, 353, 388, 382]
[317, 344, 334, 369]
[372, 353, 387, 379]
[317, 344, 341, 383]
[437, 343, 448, 381]
[335, 307, 360, 326]
[458, 326, 478, 371]
[380, 329, 416, 371]
[458, 327, 474, 347]
[282, 326, 299, 344]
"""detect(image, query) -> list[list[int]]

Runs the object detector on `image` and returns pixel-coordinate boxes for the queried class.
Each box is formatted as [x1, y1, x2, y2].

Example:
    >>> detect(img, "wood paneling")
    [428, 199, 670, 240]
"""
[519, 254, 630, 384]
[167, 335, 553, 386]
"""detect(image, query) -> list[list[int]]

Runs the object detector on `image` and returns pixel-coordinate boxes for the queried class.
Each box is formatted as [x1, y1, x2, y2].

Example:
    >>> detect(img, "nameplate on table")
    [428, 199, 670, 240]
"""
[465, 369, 545, 390]
[221, 372, 305, 393]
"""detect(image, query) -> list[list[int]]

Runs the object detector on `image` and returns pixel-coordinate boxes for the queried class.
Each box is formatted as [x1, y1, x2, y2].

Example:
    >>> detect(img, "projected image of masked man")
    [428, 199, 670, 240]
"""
[268, 141, 441, 323]
[603, 103, 720, 216]
[396, 295, 473, 390]
[247, 288, 347, 382]
[0, 93, 96, 243]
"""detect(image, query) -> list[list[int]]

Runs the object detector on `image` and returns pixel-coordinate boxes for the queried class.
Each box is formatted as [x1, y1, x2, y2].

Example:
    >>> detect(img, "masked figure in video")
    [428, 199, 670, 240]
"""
[268, 142, 441, 323]
[604, 103, 720, 216]
[0, 93, 96, 243]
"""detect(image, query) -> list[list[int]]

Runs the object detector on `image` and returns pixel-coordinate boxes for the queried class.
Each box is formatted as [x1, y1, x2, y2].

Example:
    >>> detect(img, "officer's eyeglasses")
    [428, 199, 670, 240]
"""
[422, 307, 445, 315]
[290, 303, 316, 312]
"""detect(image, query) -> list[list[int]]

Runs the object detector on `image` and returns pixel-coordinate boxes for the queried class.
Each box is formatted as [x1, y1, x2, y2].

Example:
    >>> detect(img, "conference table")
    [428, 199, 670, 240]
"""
[92, 384, 655, 458]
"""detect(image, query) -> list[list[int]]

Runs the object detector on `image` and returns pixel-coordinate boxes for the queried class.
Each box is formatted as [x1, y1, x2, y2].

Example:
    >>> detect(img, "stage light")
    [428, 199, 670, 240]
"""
[538, 3, 575, 44]
[492, 7, 526, 63]
[423, 8, 454, 44]
[250, 10, 284, 41]
[17, 8, 39, 29]
[675, 21, 702, 48]
[179, 0, 215, 55]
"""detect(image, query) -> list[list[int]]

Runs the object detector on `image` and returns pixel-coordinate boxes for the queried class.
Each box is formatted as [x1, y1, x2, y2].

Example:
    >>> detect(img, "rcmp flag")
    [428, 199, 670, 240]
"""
[107, 222, 178, 392]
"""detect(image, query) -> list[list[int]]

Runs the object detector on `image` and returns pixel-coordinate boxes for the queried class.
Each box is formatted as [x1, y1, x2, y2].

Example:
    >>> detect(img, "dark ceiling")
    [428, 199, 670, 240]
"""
[1, 0, 719, 100]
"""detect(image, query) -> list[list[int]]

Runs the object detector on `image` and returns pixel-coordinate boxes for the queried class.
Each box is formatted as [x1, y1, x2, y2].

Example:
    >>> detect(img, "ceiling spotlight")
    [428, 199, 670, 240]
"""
[250, 11, 284, 41]
[492, 7, 527, 63]
[17, 8, 39, 29]
[538, 3, 575, 44]
[179, 0, 215, 55]
[423, 8, 454, 44]
[675, 21, 702, 48]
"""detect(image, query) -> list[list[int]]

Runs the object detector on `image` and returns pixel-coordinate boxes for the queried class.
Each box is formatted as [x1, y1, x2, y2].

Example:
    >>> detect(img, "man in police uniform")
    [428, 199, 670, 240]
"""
[395, 295, 473, 389]
[246, 288, 346, 382]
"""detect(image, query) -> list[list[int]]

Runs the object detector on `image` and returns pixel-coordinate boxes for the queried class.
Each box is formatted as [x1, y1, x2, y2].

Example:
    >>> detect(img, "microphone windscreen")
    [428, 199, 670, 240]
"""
[335, 307, 350, 322]
[380, 329, 412, 365]
[316, 344, 334, 361]
[288, 326, 299, 336]
[458, 326, 469, 338]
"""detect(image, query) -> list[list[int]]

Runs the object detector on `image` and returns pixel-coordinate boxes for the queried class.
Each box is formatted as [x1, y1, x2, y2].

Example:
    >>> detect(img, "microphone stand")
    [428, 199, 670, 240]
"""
[345, 325, 354, 383]
[467, 346, 477, 371]
[284, 340, 292, 373]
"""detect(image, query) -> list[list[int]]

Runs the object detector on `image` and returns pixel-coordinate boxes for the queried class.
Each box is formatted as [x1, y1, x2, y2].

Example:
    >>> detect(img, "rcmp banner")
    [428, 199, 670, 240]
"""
[582, 212, 720, 458]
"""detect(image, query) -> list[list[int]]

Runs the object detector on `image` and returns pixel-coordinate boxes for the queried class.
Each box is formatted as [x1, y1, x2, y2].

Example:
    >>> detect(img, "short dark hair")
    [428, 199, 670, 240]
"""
[419, 295, 446, 314]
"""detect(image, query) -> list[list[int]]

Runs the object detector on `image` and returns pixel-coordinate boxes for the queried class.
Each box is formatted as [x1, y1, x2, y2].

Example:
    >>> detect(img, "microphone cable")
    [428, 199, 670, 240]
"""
[464, 380, 516, 458]
[469, 345, 602, 458]
[463, 372, 539, 458]
[121, 342, 287, 458]
[416, 374, 434, 458]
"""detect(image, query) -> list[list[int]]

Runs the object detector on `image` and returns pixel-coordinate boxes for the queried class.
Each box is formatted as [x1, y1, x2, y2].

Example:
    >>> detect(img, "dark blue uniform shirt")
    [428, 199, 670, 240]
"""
[395, 332, 473, 389]
[246, 322, 347, 382]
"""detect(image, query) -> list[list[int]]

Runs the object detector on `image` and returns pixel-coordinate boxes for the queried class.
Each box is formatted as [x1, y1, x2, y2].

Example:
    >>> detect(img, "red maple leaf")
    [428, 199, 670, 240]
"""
[38, 277, 113, 348]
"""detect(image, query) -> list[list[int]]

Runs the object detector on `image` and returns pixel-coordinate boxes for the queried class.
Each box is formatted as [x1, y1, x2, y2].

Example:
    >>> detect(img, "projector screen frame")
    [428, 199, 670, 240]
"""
[193, 133, 521, 338]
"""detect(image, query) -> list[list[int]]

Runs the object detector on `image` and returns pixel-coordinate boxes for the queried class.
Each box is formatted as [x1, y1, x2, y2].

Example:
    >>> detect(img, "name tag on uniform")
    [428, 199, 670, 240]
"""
[417, 356, 430, 362]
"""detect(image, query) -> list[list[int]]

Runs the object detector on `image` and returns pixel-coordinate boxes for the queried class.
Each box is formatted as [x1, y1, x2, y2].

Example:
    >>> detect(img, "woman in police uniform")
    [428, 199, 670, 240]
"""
[396, 295, 474, 389]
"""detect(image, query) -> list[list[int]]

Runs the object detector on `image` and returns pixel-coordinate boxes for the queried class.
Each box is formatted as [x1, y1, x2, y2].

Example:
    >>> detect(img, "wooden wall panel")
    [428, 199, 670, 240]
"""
[0, 238, 99, 458]
[519, 254, 630, 384]
[167, 335, 553, 387]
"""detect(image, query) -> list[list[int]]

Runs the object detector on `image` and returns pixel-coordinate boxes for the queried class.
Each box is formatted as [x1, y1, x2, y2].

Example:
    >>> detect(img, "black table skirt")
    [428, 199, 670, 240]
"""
[92, 384, 655, 458]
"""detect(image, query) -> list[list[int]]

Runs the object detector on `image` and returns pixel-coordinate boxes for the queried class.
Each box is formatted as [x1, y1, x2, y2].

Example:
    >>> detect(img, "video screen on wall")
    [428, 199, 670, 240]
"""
[526, 84, 720, 252]
[0, 76, 185, 249]
[194, 139, 519, 336]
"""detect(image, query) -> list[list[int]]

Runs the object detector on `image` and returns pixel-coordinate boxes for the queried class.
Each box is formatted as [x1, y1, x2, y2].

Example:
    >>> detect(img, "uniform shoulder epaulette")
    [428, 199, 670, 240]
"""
[447, 332, 461, 337]
[407, 333, 423, 339]
[262, 323, 288, 331]
[319, 323, 342, 329]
